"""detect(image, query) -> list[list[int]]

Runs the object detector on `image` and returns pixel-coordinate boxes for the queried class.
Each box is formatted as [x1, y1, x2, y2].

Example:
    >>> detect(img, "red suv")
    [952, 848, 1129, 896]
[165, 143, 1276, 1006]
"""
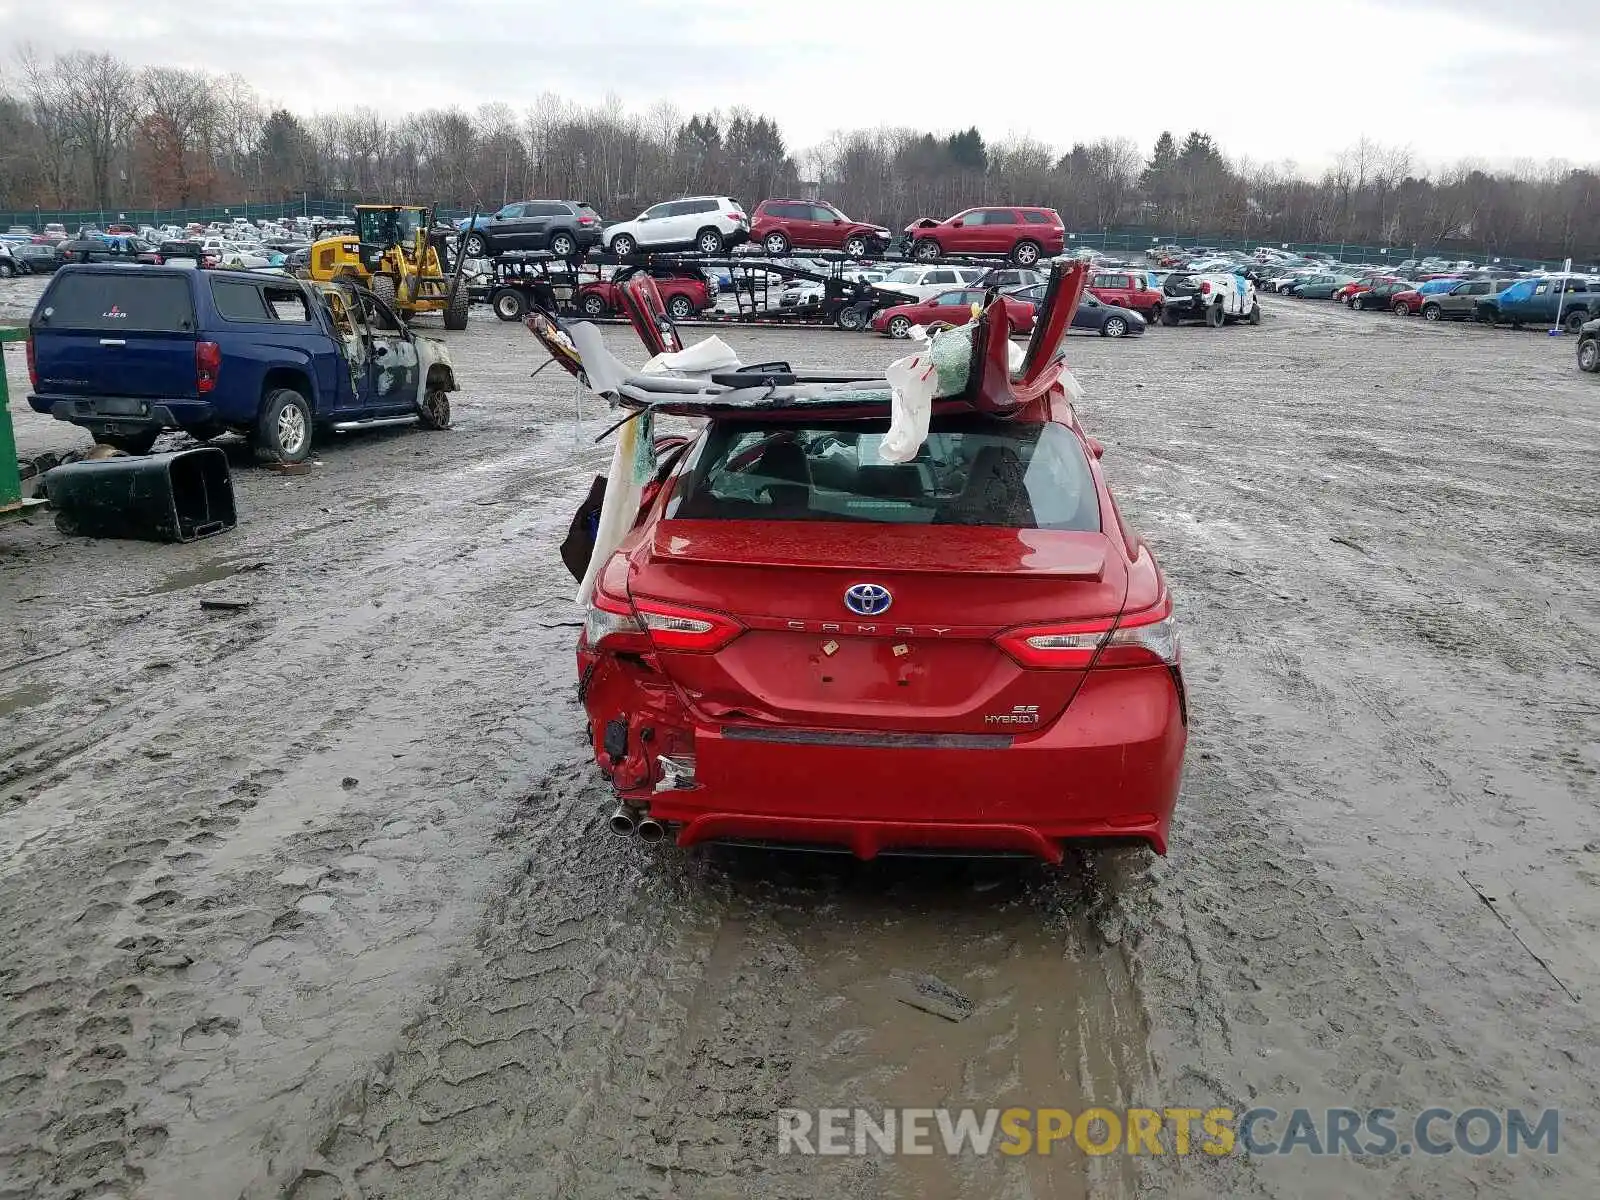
[1087, 270, 1163, 320]
[578, 265, 713, 321]
[750, 199, 891, 258]
[905, 207, 1065, 266]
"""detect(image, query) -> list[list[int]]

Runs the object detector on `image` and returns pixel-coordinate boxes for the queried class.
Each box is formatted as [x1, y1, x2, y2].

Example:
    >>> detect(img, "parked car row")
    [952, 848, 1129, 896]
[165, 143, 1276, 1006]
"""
[445, 193, 1071, 265]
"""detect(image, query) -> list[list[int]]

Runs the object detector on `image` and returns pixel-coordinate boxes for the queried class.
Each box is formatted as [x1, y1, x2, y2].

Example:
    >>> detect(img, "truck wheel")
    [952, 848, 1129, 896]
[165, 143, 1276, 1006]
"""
[836, 305, 866, 331]
[1248, 302, 1261, 325]
[1579, 338, 1600, 373]
[913, 239, 941, 262]
[97, 431, 159, 456]
[443, 284, 469, 330]
[418, 389, 452, 429]
[1160, 306, 1179, 326]
[254, 388, 314, 464]
[1011, 240, 1042, 266]
[1206, 301, 1224, 327]
[1563, 310, 1587, 334]
[492, 287, 526, 322]
[370, 273, 399, 312]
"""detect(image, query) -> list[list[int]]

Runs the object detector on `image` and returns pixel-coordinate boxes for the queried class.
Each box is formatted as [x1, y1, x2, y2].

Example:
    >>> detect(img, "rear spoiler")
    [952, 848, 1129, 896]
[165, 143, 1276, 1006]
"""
[526, 260, 1089, 424]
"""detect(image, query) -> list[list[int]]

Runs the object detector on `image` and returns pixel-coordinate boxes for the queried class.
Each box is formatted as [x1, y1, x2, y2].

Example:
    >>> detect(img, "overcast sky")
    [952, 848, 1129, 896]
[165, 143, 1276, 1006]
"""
[10, 0, 1599, 172]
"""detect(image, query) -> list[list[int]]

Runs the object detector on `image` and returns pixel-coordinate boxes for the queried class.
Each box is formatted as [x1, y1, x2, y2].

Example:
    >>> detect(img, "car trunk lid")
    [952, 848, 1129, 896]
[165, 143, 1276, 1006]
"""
[631, 519, 1128, 734]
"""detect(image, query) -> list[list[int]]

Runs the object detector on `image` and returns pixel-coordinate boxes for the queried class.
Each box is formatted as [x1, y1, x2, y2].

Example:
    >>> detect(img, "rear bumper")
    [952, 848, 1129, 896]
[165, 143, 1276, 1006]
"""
[618, 666, 1187, 862]
[29, 393, 216, 434]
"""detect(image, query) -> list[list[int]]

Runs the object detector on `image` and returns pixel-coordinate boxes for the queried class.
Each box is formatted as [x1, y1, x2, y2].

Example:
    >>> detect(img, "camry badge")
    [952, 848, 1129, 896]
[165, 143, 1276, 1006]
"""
[843, 583, 893, 616]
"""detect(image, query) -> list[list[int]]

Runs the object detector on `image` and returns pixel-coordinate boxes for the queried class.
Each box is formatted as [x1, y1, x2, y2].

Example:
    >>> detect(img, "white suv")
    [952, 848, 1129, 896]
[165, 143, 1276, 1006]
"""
[603, 196, 749, 256]
[875, 264, 988, 303]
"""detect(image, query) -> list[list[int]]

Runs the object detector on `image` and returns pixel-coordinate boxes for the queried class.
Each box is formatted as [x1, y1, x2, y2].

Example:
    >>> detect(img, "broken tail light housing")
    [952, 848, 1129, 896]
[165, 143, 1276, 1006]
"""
[25, 332, 36, 390]
[996, 595, 1178, 670]
[196, 340, 221, 394]
[1200, 280, 1212, 295]
[584, 554, 649, 652]
[1094, 595, 1180, 667]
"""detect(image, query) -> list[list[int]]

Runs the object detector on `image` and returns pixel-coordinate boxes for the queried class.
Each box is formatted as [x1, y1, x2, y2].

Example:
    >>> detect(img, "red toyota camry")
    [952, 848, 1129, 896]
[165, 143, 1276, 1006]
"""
[568, 270, 1187, 864]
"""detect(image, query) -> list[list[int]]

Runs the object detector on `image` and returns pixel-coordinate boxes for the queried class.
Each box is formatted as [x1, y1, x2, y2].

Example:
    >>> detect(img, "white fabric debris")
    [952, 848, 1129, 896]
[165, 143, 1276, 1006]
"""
[642, 335, 739, 376]
[880, 334, 937, 464]
[576, 334, 742, 604]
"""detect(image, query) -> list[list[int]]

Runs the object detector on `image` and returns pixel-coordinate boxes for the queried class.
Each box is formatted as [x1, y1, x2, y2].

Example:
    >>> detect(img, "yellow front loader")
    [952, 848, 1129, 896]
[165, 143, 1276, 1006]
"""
[308, 205, 469, 330]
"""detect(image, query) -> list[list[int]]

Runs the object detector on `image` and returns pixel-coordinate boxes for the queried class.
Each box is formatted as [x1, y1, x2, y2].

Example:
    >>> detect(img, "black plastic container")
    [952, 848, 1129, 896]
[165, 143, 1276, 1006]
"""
[46, 447, 236, 542]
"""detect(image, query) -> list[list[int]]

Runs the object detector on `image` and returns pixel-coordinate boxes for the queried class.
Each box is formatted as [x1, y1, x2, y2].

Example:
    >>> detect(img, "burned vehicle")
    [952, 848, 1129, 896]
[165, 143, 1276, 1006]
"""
[27, 266, 456, 462]
[527, 263, 1189, 863]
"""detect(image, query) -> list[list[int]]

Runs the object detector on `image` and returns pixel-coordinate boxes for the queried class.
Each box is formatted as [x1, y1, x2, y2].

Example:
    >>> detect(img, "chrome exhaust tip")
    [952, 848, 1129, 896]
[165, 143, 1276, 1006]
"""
[635, 817, 667, 844]
[608, 805, 638, 837]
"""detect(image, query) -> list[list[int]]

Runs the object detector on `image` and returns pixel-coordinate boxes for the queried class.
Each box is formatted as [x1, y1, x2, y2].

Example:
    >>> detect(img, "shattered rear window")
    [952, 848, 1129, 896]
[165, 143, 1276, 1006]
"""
[667, 416, 1100, 531]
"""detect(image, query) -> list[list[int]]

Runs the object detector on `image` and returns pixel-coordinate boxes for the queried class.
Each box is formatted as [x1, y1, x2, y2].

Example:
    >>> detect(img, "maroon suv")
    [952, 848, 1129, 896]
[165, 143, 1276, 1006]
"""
[905, 207, 1066, 265]
[750, 199, 892, 258]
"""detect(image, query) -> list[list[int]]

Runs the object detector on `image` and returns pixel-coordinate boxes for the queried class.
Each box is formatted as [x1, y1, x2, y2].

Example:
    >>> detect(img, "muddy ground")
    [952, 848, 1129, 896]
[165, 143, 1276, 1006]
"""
[2, 285, 1597, 1200]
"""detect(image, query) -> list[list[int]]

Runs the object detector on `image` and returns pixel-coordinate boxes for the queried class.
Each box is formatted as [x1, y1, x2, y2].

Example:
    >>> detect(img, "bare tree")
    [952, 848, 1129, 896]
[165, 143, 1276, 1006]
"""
[55, 51, 139, 208]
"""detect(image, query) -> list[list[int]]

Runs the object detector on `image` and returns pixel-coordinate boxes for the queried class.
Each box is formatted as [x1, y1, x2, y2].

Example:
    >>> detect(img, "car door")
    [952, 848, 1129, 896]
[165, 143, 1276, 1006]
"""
[321, 288, 375, 412]
[522, 202, 568, 250]
[636, 201, 680, 248]
[809, 203, 845, 249]
[980, 209, 1020, 254]
[926, 289, 974, 323]
[487, 204, 525, 248]
[343, 286, 419, 412]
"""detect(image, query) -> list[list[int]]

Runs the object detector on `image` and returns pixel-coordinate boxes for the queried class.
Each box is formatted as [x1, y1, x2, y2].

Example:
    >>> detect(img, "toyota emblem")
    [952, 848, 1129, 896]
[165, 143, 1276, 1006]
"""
[843, 583, 893, 616]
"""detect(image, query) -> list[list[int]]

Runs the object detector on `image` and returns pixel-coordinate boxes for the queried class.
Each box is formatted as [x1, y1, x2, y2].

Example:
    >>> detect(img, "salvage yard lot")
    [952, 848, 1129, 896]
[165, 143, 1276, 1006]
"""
[2, 293, 1598, 1200]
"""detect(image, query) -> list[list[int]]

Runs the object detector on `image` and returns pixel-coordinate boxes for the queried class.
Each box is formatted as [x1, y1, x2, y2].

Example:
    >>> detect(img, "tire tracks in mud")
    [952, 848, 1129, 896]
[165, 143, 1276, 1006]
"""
[279, 829, 1156, 1200]
[1094, 300, 1600, 1200]
[0, 394, 610, 1200]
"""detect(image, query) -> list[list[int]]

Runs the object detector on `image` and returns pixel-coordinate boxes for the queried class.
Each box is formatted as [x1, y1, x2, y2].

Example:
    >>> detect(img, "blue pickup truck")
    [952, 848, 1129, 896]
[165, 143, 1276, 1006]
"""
[27, 265, 459, 462]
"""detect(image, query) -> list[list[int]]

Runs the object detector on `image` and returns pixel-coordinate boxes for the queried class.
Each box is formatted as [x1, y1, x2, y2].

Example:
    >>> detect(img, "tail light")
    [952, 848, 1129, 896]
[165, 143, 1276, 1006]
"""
[584, 555, 649, 652]
[635, 596, 744, 653]
[996, 595, 1178, 669]
[196, 340, 221, 394]
[1094, 596, 1179, 667]
[1200, 281, 1212, 295]
[582, 554, 744, 654]
[578, 216, 597, 226]
[25, 332, 36, 389]
[727, 212, 745, 223]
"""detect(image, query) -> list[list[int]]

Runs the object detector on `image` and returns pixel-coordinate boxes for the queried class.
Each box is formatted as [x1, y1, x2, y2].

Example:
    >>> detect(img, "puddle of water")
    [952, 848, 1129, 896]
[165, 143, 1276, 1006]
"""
[147, 559, 260, 596]
[0, 681, 54, 718]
